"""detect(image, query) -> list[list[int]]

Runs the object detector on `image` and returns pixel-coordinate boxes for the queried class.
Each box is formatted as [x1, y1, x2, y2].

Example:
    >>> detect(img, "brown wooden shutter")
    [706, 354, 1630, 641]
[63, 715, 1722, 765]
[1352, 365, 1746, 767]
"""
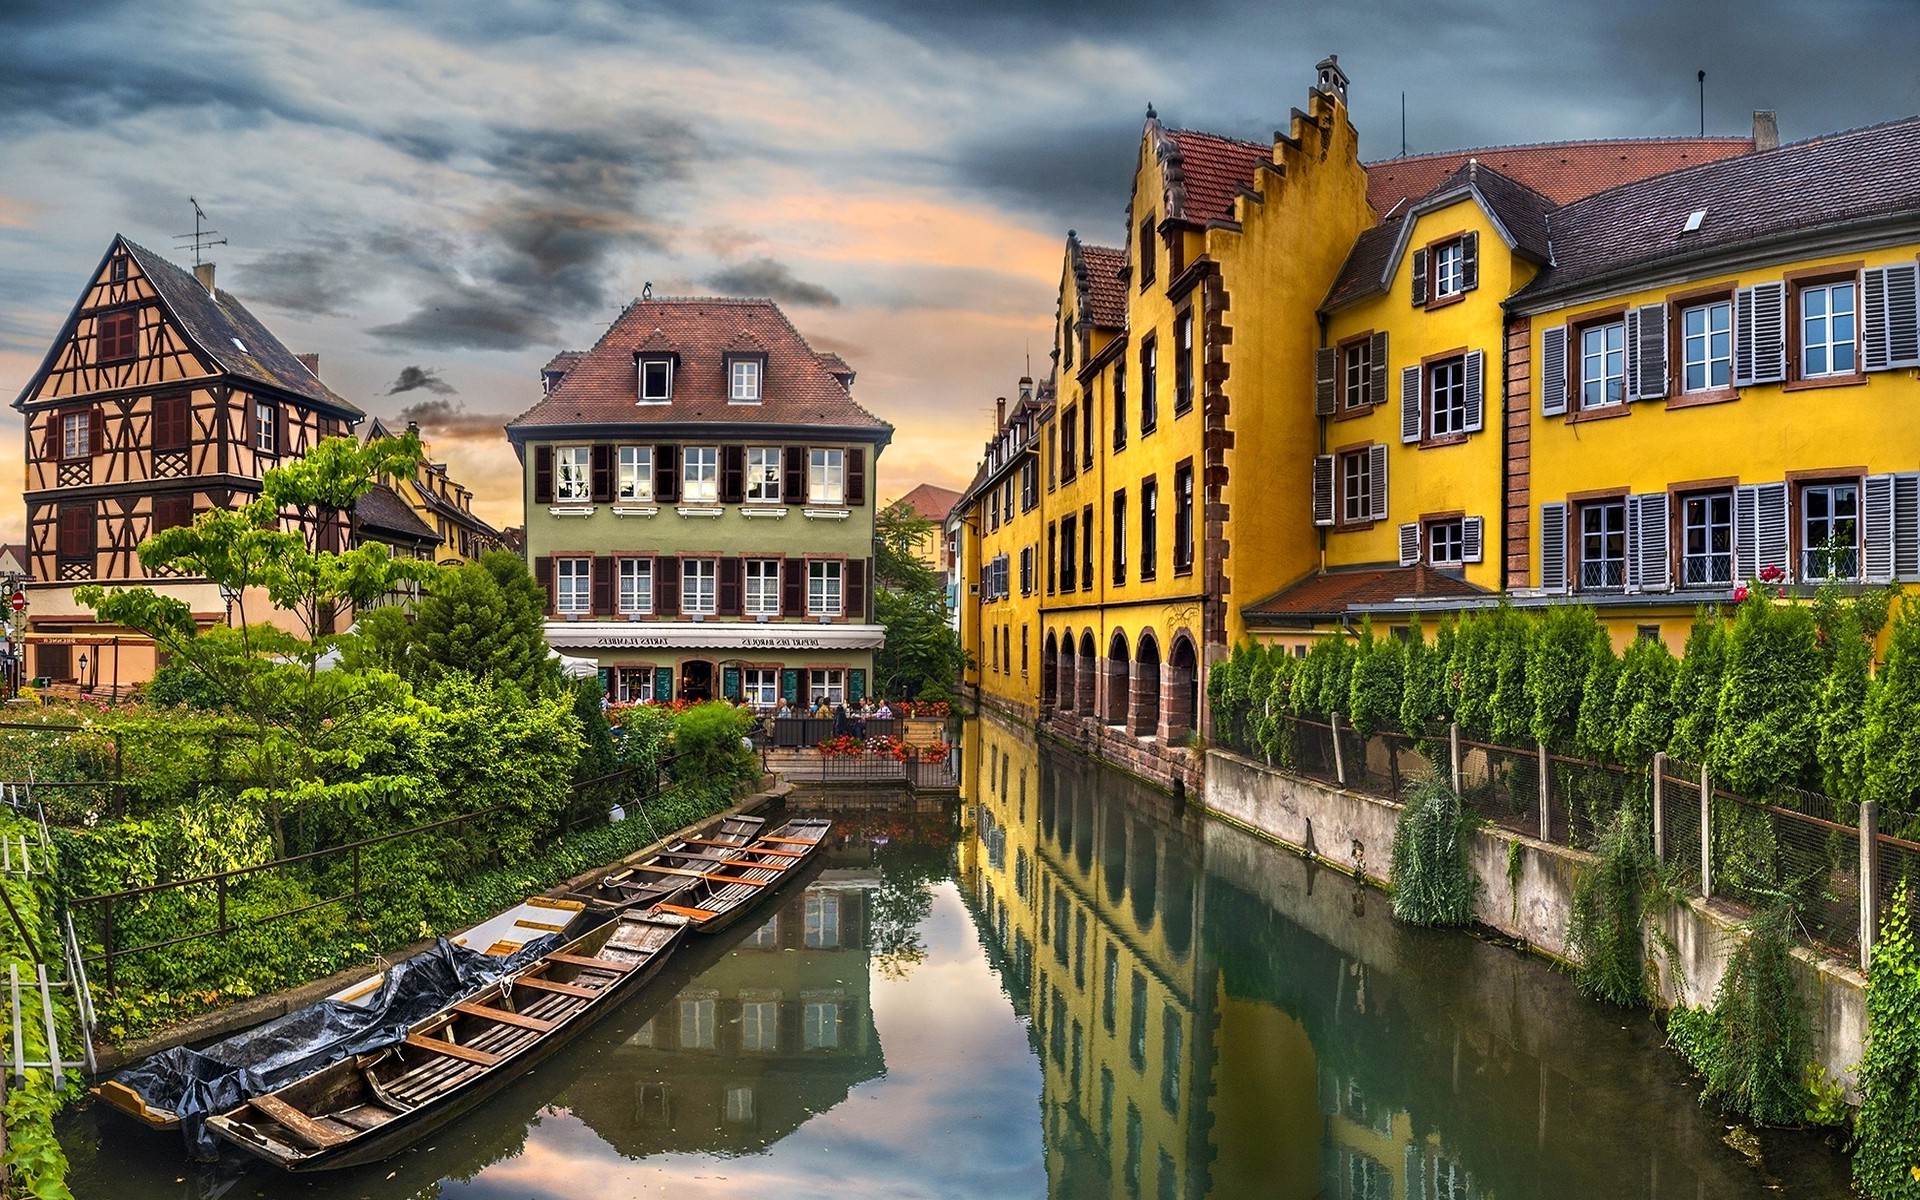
[1460, 231, 1478, 291]
[534, 446, 553, 505]
[39, 414, 57, 459]
[1411, 248, 1428, 305]
[846, 558, 868, 622]
[655, 444, 679, 503]
[846, 447, 866, 505]
[718, 556, 742, 615]
[721, 446, 745, 504]
[244, 398, 259, 451]
[591, 445, 613, 503]
[534, 555, 555, 615]
[655, 555, 680, 617]
[784, 555, 806, 615]
[1313, 347, 1337, 416]
[593, 555, 615, 614]
[58, 503, 93, 559]
[784, 446, 806, 504]
[89, 405, 105, 455]
[276, 403, 290, 454]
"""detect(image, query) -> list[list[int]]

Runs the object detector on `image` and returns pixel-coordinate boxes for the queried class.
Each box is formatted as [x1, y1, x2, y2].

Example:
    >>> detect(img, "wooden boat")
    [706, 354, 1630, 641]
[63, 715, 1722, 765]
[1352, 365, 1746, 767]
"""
[92, 895, 587, 1133]
[565, 812, 767, 912]
[206, 910, 687, 1172]
[647, 817, 833, 934]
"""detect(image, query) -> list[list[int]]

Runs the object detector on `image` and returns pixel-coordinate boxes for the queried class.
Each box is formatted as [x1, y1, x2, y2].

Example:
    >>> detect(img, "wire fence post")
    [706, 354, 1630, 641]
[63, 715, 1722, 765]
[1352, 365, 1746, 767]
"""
[1699, 763, 1713, 900]
[1650, 751, 1667, 863]
[1536, 741, 1551, 843]
[1861, 799, 1880, 972]
[1330, 713, 1347, 787]
[1448, 723, 1463, 795]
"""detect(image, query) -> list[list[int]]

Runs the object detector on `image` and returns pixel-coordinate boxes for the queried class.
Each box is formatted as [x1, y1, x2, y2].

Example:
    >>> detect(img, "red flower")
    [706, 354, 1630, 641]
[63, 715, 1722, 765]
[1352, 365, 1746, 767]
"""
[1759, 564, 1785, 584]
[1733, 584, 1750, 602]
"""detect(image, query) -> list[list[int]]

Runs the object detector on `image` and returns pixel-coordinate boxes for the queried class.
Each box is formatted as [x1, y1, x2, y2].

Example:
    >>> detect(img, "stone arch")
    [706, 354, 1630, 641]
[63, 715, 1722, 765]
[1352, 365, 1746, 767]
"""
[1127, 814, 1158, 933]
[1132, 629, 1162, 737]
[1042, 630, 1059, 707]
[1076, 630, 1097, 716]
[1056, 628, 1077, 714]
[1103, 629, 1131, 725]
[1164, 632, 1199, 742]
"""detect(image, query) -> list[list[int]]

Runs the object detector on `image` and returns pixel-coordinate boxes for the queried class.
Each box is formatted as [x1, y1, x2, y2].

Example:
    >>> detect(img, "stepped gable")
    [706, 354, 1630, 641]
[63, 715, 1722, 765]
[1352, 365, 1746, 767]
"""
[1162, 128, 1272, 225]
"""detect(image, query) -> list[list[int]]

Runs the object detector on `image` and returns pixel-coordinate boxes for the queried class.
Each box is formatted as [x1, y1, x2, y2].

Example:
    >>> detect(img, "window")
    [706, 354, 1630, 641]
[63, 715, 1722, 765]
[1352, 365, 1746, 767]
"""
[1428, 518, 1464, 566]
[617, 446, 654, 501]
[803, 1001, 841, 1050]
[1140, 477, 1158, 581]
[1342, 338, 1373, 409]
[556, 557, 592, 613]
[1113, 361, 1128, 449]
[1340, 450, 1372, 524]
[152, 493, 193, 534]
[1020, 458, 1038, 512]
[1060, 517, 1077, 592]
[109, 257, 127, 283]
[1429, 357, 1466, 438]
[1579, 320, 1626, 408]
[554, 446, 592, 502]
[808, 668, 845, 705]
[1681, 492, 1733, 585]
[153, 395, 189, 450]
[1080, 396, 1093, 470]
[1801, 481, 1860, 580]
[808, 560, 843, 615]
[679, 998, 715, 1048]
[1129, 971, 1148, 1070]
[746, 447, 782, 502]
[1681, 300, 1733, 392]
[745, 559, 781, 615]
[1137, 213, 1155, 287]
[254, 401, 276, 453]
[1160, 1007, 1182, 1114]
[1020, 546, 1034, 596]
[1433, 239, 1465, 299]
[618, 558, 654, 614]
[805, 893, 841, 948]
[1173, 310, 1194, 415]
[1174, 462, 1194, 572]
[805, 448, 844, 505]
[683, 446, 719, 502]
[1080, 503, 1093, 589]
[1046, 524, 1057, 595]
[681, 558, 717, 614]
[616, 667, 654, 703]
[97, 310, 137, 360]
[639, 357, 672, 402]
[1140, 336, 1158, 433]
[729, 357, 762, 401]
[1112, 490, 1128, 585]
[1800, 281, 1858, 377]
[60, 411, 90, 460]
[1579, 501, 1628, 589]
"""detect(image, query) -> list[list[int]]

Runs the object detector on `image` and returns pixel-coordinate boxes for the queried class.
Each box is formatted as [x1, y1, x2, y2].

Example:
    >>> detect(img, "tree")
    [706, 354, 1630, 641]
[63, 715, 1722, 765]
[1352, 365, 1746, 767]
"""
[377, 550, 560, 692]
[1709, 593, 1821, 796]
[1346, 619, 1403, 738]
[1864, 601, 1920, 814]
[1610, 635, 1678, 763]
[872, 501, 968, 700]
[1528, 605, 1602, 748]
[1669, 609, 1727, 764]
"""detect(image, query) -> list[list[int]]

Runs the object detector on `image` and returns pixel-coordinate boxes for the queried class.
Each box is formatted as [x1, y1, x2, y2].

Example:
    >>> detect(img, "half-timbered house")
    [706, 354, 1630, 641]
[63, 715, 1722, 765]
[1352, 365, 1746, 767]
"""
[10, 236, 365, 691]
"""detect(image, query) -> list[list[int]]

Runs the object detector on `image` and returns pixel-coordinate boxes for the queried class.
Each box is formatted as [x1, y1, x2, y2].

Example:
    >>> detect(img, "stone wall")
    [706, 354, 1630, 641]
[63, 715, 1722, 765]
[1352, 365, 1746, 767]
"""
[1039, 709, 1203, 796]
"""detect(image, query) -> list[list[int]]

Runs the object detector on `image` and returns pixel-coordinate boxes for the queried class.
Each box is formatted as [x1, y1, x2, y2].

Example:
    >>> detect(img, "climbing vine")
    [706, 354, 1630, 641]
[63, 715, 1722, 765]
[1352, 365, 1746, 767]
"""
[1668, 901, 1817, 1127]
[1388, 780, 1478, 927]
[1855, 908, 1920, 1197]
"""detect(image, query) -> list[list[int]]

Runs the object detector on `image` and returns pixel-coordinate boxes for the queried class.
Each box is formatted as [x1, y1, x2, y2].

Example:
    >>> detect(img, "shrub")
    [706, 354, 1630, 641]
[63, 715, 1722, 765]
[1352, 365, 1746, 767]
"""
[1397, 614, 1446, 740]
[1566, 804, 1654, 1007]
[1865, 601, 1920, 814]
[1854, 908, 1920, 1196]
[1572, 632, 1621, 760]
[1388, 780, 1478, 927]
[669, 702, 758, 796]
[1488, 607, 1532, 745]
[1709, 592, 1821, 796]
[1346, 619, 1403, 738]
[1611, 637, 1678, 763]
[1690, 901, 1813, 1125]
[1449, 611, 1497, 737]
[1669, 609, 1727, 764]
[1817, 600, 1872, 802]
[1529, 605, 1603, 748]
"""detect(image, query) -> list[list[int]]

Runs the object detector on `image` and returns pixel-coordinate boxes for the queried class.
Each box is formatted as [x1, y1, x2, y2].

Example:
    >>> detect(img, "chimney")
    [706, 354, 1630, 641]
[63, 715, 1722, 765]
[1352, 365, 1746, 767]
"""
[296, 352, 320, 378]
[193, 262, 216, 294]
[407, 420, 420, 436]
[995, 397, 1007, 430]
[1018, 375, 1033, 405]
[1752, 110, 1779, 152]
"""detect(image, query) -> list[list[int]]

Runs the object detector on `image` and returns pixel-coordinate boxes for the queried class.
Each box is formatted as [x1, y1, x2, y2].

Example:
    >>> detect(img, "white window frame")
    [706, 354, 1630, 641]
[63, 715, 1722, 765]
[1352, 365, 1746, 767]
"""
[744, 558, 781, 615]
[1428, 518, 1464, 566]
[617, 445, 654, 501]
[746, 447, 783, 502]
[61, 412, 89, 460]
[1800, 281, 1858, 378]
[681, 557, 717, 614]
[639, 357, 673, 403]
[1341, 450, 1372, 524]
[1681, 300, 1733, 392]
[679, 997, 715, 1048]
[741, 668, 780, 709]
[554, 445, 593, 502]
[803, 1000, 841, 1050]
[618, 558, 653, 615]
[1342, 339, 1372, 409]
[1429, 357, 1466, 438]
[254, 401, 276, 454]
[1579, 321, 1626, 409]
[808, 668, 845, 706]
[1681, 492, 1733, 586]
[615, 667, 654, 704]
[729, 358, 762, 402]
[556, 556, 592, 614]
[740, 1002, 778, 1051]
[682, 446, 719, 503]
[808, 559, 843, 616]
[1801, 481, 1860, 581]
[809, 448, 845, 506]
[805, 892, 841, 948]
[1433, 240, 1464, 299]
[1579, 501, 1627, 589]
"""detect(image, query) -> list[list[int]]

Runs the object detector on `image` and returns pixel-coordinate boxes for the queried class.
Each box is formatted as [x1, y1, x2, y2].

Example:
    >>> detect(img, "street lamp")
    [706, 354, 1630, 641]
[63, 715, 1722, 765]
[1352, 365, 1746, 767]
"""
[218, 582, 239, 623]
[77, 652, 88, 692]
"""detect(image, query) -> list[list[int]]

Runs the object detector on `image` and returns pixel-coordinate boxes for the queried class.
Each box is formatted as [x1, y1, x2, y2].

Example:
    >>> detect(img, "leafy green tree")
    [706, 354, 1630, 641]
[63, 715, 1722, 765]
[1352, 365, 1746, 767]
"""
[1853, 909, 1920, 1198]
[872, 502, 967, 701]
[1864, 602, 1920, 813]
[1818, 600, 1873, 801]
[1488, 606, 1532, 744]
[1611, 636, 1678, 763]
[1347, 619, 1404, 738]
[1397, 615, 1445, 738]
[1572, 634, 1621, 759]
[376, 550, 561, 692]
[1669, 609, 1728, 764]
[1449, 611, 1496, 736]
[1529, 605, 1602, 748]
[1207, 647, 1245, 746]
[1709, 593, 1821, 796]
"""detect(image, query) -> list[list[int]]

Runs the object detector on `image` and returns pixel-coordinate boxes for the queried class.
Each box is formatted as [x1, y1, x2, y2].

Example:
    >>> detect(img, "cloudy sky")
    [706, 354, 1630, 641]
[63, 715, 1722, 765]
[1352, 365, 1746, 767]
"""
[3, 0, 1917, 541]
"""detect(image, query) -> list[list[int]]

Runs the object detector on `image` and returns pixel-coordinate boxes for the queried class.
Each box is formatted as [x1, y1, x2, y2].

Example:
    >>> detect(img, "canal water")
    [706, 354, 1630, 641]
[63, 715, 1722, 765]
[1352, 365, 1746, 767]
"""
[61, 712, 1852, 1198]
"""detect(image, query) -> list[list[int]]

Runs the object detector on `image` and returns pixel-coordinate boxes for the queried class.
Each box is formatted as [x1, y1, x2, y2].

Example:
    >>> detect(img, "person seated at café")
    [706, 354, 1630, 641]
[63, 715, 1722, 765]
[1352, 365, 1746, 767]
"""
[813, 695, 832, 719]
[775, 699, 794, 719]
[872, 697, 893, 720]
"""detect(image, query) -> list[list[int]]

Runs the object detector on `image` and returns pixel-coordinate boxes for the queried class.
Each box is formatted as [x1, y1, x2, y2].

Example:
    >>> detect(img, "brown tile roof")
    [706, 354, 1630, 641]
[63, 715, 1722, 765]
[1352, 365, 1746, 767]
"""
[1163, 128, 1271, 225]
[1243, 565, 1490, 623]
[507, 297, 892, 440]
[1365, 136, 1754, 216]
[1322, 225, 1402, 312]
[118, 239, 365, 419]
[1516, 115, 1920, 305]
[890, 483, 962, 523]
[1077, 243, 1127, 329]
[542, 350, 584, 374]
[354, 483, 438, 545]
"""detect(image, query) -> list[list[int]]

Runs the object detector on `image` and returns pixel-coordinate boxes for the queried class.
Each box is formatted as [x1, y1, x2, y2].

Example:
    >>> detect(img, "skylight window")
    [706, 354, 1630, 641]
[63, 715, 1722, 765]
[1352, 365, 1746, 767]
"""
[1681, 209, 1707, 234]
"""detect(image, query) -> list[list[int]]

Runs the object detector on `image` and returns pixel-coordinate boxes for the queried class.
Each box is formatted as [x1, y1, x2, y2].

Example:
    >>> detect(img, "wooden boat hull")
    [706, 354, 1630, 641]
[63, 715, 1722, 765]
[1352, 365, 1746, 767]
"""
[208, 913, 687, 1173]
[564, 813, 766, 913]
[648, 817, 833, 935]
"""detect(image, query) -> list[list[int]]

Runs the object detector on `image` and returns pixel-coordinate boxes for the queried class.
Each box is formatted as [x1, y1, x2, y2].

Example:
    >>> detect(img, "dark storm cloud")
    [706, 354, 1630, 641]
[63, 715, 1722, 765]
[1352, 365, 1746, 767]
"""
[952, 122, 1142, 231]
[391, 396, 513, 440]
[385, 365, 456, 395]
[705, 257, 840, 307]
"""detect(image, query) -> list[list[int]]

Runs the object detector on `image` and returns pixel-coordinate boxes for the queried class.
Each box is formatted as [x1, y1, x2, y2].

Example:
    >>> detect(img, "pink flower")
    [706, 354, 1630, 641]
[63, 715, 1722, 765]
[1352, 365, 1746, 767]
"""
[1733, 585, 1750, 602]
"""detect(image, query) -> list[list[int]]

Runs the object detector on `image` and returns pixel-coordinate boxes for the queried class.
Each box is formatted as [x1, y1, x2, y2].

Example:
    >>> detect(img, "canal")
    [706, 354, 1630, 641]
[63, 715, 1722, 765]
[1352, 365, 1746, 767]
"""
[61, 712, 1851, 1198]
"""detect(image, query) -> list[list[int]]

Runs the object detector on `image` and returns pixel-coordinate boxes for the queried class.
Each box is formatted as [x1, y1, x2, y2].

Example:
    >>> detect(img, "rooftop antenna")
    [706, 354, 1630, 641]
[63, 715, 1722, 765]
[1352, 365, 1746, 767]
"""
[172, 196, 226, 266]
[1697, 70, 1706, 136]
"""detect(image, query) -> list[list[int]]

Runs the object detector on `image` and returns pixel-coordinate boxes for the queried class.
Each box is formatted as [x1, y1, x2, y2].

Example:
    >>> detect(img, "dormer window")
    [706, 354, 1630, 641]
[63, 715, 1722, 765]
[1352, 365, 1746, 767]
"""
[728, 356, 763, 403]
[638, 356, 673, 404]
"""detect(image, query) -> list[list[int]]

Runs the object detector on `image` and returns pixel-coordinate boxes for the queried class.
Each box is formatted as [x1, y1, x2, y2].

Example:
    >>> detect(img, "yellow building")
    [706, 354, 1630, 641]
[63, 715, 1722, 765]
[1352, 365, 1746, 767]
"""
[354, 418, 504, 566]
[958, 380, 1051, 720]
[883, 483, 962, 576]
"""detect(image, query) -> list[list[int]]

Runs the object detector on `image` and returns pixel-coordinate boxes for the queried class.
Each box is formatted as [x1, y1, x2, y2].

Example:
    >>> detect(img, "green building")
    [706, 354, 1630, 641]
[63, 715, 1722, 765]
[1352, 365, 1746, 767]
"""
[506, 296, 893, 706]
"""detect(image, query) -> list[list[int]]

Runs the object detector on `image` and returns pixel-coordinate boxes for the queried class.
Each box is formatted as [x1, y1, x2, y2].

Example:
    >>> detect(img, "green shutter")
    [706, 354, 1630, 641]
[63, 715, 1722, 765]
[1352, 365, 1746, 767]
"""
[722, 666, 743, 701]
[848, 669, 867, 703]
[597, 666, 611, 694]
[781, 668, 802, 704]
[654, 666, 674, 701]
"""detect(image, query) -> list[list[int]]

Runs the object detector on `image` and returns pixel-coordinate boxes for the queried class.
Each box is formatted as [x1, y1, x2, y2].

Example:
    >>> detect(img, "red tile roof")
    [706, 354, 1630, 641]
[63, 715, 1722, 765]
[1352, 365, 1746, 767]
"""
[508, 297, 891, 439]
[1078, 243, 1127, 329]
[1365, 136, 1754, 216]
[890, 483, 963, 523]
[1243, 565, 1489, 623]
[1163, 129, 1271, 225]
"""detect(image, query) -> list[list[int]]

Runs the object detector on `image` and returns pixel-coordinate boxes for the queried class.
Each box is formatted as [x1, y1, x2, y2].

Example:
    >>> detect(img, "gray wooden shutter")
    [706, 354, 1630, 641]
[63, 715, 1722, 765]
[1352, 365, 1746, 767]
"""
[1634, 492, 1671, 592]
[1314, 347, 1337, 416]
[1462, 349, 1485, 433]
[1865, 473, 1897, 584]
[1734, 485, 1759, 582]
[1462, 515, 1484, 563]
[1400, 365, 1422, 443]
[1311, 455, 1334, 527]
[1540, 326, 1569, 416]
[1539, 503, 1567, 593]
[1734, 283, 1787, 386]
[1739, 481, 1791, 581]
[1368, 444, 1388, 522]
[1897, 473, 1920, 580]
[1460, 231, 1478, 292]
[1410, 248, 1428, 306]
[1629, 303, 1667, 400]
[1398, 522, 1420, 566]
[1625, 494, 1643, 592]
[1863, 264, 1920, 371]
[1369, 331, 1389, 406]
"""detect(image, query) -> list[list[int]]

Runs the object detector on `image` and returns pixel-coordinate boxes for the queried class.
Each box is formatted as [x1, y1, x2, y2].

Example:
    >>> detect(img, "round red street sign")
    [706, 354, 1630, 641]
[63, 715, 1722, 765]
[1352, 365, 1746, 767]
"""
[8, 593, 23, 612]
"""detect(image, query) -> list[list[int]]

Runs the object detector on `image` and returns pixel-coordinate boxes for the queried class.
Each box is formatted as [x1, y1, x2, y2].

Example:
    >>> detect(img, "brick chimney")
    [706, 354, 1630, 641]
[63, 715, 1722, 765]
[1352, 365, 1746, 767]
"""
[193, 262, 216, 294]
[995, 397, 1007, 430]
[296, 353, 320, 377]
[1752, 110, 1779, 152]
